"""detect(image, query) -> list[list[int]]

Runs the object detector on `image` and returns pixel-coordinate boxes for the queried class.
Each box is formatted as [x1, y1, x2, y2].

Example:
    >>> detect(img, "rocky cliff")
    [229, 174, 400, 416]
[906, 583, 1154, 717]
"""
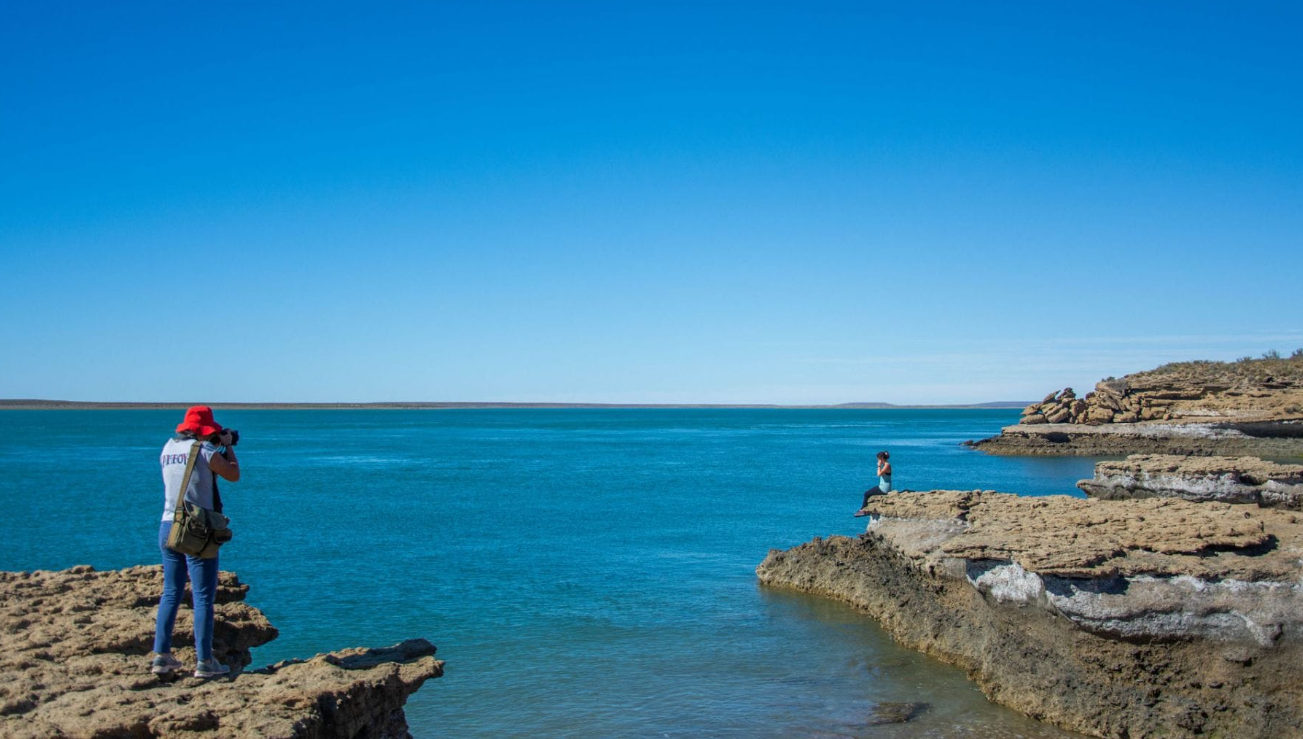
[1077, 454, 1303, 510]
[0, 566, 443, 739]
[970, 356, 1303, 456]
[757, 491, 1303, 739]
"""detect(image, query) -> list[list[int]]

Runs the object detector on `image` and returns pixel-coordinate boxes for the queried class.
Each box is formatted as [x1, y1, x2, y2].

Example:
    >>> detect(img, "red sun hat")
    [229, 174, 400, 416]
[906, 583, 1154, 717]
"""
[176, 405, 224, 436]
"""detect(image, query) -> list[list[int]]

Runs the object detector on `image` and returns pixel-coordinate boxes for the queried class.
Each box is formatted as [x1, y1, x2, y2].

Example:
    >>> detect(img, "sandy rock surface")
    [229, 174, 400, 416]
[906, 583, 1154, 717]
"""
[0, 566, 442, 739]
[758, 491, 1303, 738]
[1078, 454, 1303, 509]
[859, 489, 1303, 580]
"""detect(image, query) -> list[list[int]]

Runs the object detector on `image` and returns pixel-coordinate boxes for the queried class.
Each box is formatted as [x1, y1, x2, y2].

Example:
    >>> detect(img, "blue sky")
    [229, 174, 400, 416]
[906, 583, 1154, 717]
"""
[2, 1, 1300, 404]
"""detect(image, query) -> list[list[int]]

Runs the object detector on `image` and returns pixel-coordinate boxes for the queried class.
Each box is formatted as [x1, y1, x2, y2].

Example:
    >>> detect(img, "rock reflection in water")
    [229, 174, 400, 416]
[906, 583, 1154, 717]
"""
[759, 588, 1088, 739]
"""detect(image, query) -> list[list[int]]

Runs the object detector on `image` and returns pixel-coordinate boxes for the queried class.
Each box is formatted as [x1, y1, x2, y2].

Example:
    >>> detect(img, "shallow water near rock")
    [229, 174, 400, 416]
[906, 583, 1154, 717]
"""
[0, 409, 1093, 737]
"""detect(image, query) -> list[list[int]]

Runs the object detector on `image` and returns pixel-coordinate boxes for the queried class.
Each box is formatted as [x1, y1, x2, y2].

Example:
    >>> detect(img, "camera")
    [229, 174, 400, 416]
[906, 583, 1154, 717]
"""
[209, 428, 240, 446]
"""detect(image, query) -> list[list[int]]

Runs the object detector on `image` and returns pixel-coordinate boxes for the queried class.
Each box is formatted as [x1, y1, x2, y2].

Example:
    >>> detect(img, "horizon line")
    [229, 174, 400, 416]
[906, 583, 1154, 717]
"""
[0, 399, 1033, 411]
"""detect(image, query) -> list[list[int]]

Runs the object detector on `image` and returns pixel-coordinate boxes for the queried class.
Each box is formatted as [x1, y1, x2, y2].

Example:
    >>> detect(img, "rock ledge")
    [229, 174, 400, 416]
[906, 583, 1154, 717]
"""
[1078, 454, 1303, 510]
[0, 565, 442, 739]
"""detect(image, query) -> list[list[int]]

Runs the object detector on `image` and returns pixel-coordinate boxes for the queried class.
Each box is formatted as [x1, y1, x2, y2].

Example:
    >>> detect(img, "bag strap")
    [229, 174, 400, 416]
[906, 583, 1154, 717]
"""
[171, 440, 203, 522]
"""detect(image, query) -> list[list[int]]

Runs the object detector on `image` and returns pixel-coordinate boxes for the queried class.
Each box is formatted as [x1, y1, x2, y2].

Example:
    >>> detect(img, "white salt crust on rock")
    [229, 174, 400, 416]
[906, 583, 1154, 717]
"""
[1077, 454, 1303, 510]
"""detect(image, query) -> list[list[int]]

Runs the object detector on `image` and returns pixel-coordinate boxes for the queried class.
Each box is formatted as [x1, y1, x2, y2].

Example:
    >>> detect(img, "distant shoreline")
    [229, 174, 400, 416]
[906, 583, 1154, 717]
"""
[0, 399, 1031, 411]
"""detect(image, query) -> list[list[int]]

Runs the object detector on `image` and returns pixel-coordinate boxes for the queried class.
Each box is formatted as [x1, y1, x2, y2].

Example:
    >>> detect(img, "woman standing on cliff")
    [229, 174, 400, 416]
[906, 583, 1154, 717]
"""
[151, 406, 240, 678]
[856, 451, 892, 514]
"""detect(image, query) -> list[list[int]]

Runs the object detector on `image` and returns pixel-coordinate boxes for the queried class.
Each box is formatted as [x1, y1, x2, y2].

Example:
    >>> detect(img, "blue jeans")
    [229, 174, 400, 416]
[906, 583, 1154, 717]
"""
[860, 485, 888, 509]
[153, 520, 218, 661]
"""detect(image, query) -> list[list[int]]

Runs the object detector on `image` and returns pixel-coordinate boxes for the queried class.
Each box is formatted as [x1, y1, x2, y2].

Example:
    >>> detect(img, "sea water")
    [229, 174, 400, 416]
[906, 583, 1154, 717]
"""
[0, 409, 1094, 738]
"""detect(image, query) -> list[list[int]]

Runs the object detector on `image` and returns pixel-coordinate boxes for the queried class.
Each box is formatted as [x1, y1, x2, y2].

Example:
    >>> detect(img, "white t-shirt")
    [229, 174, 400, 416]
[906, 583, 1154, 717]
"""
[160, 437, 219, 521]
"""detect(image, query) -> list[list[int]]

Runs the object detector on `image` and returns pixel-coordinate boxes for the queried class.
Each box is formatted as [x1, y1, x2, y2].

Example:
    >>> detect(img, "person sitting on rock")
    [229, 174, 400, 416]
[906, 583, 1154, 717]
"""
[151, 406, 241, 678]
[855, 451, 892, 516]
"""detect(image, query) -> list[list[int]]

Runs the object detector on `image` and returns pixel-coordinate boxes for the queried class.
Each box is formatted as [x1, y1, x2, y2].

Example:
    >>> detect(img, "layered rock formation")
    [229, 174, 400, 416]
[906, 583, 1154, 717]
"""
[1020, 357, 1303, 426]
[757, 491, 1303, 739]
[971, 357, 1303, 456]
[1077, 454, 1303, 510]
[0, 565, 442, 739]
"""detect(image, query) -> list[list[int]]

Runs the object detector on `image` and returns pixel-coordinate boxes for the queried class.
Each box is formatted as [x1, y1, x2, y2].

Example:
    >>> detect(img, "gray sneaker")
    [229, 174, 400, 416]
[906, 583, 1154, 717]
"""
[194, 658, 231, 678]
[151, 653, 183, 675]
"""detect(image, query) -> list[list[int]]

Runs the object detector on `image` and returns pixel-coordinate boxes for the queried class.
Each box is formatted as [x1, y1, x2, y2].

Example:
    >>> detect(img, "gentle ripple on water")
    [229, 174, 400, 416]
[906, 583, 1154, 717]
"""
[0, 409, 1092, 738]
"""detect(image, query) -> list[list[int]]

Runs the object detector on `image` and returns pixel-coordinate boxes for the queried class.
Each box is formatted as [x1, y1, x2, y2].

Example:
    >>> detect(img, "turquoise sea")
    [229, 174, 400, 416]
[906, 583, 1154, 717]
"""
[0, 409, 1095, 738]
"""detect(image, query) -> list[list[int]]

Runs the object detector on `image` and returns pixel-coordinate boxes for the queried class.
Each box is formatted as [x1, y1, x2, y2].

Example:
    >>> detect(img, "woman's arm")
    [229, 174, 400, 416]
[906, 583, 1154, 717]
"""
[209, 434, 240, 482]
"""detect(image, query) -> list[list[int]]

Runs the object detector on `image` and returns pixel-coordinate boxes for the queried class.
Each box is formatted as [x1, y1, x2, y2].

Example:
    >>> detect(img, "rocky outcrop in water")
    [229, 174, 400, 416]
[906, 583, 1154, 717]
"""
[968, 420, 1303, 457]
[0, 565, 442, 739]
[1077, 454, 1303, 510]
[757, 491, 1303, 739]
[970, 357, 1303, 456]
